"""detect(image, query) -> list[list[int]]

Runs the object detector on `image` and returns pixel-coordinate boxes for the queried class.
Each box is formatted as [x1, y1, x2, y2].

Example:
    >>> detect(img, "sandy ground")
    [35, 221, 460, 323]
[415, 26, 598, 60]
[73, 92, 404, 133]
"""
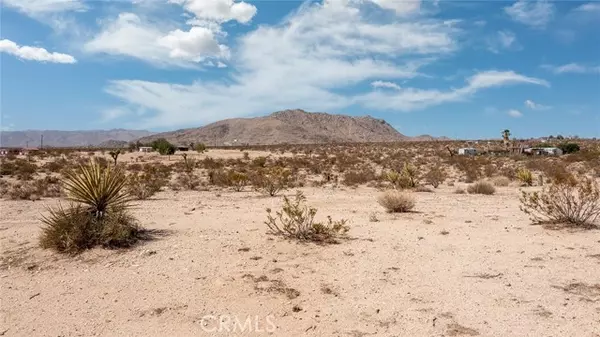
[1, 184, 599, 336]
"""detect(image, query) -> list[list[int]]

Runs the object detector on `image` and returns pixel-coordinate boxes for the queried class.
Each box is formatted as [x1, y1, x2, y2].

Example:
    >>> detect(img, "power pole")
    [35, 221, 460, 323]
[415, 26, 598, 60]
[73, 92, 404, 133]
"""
[40, 135, 44, 149]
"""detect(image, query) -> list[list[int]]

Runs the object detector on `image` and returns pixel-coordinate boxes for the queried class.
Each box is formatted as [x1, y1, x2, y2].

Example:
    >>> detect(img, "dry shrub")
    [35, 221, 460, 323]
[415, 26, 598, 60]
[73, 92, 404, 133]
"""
[343, 167, 376, 186]
[516, 168, 533, 186]
[252, 167, 291, 196]
[208, 168, 230, 186]
[173, 172, 201, 191]
[454, 188, 466, 194]
[127, 167, 170, 199]
[544, 164, 577, 186]
[414, 186, 434, 193]
[0, 159, 37, 180]
[377, 190, 415, 213]
[520, 177, 600, 228]
[40, 204, 142, 254]
[467, 181, 496, 195]
[493, 176, 510, 187]
[229, 171, 249, 192]
[424, 165, 446, 188]
[39, 160, 144, 254]
[265, 191, 349, 243]
[7, 183, 40, 200]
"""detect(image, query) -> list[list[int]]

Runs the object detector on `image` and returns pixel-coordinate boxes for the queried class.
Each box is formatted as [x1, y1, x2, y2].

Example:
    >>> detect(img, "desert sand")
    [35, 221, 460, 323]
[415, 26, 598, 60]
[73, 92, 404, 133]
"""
[2, 174, 599, 336]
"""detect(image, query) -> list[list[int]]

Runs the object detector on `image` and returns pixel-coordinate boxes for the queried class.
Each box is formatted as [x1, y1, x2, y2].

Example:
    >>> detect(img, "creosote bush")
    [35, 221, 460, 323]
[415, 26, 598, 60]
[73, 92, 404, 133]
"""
[39, 160, 144, 254]
[377, 190, 415, 213]
[467, 181, 496, 195]
[127, 166, 170, 199]
[265, 190, 349, 243]
[520, 177, 600, 228]
[252, 167, 291, 196]
[424, 165, 446, 188]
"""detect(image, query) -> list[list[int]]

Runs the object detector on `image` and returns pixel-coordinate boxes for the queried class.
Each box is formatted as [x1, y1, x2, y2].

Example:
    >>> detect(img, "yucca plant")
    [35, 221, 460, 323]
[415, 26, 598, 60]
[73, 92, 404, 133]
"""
[40, 159, 142, 254]
[63, 160, 132, 218]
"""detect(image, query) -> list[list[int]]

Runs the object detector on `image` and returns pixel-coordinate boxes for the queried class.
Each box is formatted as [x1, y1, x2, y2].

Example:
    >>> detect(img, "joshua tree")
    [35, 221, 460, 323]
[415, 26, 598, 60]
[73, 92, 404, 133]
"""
[109, 150, 121, 166]
[502, 129, 511, 150]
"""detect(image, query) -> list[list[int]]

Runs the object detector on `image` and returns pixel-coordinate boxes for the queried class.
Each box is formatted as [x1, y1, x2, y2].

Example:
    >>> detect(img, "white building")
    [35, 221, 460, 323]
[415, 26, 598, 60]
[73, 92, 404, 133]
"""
[139, 146, 153, 153]
[542, 147, 563, 156]
[458, 148, 477, 156]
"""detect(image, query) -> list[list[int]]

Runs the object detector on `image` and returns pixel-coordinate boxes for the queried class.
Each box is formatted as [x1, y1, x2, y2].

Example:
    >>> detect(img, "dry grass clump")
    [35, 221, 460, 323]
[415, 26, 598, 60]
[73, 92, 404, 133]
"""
[520, 177, 600, 228]
[493, 176, 511, 187]
[454, 188, 466, 194]
[516, 168, 533, 186]
[467, 181, 496, 195]
[39, 160, 145, 254]
[377, 190, 415, 213]
[265, 191, 349, 243]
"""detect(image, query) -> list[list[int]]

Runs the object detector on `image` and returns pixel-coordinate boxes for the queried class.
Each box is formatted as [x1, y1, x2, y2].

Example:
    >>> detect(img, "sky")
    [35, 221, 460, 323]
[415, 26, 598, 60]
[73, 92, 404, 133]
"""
[1, 0, 599, 139]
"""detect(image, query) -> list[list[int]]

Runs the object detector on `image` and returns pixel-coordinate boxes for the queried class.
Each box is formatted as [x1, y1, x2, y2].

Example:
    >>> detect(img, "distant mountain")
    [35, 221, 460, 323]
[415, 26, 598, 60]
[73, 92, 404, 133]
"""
[137, 109, 409, 146]
[97, 139, 129, 148]
[0, 129, 155, 148]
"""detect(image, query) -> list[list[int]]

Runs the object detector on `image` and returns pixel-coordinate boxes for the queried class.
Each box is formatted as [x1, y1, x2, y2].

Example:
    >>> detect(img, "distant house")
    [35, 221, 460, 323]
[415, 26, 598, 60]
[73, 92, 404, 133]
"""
[139, 147, 153, 153]
[177, 146, 189, 152]
[458, 148, 477, 156]
[524, 147, 563, 156]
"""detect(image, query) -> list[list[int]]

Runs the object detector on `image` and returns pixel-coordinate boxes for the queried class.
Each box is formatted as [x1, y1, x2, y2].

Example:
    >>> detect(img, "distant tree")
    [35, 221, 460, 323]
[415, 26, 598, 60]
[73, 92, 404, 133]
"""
[109, 150, 121, 166]
[556, 135, 564, 140]
[194, 143, 207, 153]
[151, 138, 176, 155]
[558, 143, 580, 154]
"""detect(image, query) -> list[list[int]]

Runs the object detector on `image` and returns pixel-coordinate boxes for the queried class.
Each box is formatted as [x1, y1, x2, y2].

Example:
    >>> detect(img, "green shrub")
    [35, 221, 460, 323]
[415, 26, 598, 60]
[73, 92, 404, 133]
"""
[265, 190, 349, 243]
[151, 138, 176, 155]
[558, 143, 580, 154]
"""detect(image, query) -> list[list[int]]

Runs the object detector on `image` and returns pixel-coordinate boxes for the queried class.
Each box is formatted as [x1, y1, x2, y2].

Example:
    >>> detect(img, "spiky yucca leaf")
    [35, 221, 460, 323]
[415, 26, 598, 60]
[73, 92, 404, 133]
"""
[63, 160, 132, 217]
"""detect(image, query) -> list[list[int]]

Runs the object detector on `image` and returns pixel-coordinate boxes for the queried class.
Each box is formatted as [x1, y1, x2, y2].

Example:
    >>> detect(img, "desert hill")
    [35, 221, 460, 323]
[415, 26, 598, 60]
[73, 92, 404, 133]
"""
[0, 129, 154, 148]
[137, 109, 408, 146]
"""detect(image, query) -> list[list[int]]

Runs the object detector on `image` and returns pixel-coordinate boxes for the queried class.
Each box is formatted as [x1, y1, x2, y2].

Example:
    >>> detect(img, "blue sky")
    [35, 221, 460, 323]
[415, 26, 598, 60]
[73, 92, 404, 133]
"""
[1, 0, 599, 139]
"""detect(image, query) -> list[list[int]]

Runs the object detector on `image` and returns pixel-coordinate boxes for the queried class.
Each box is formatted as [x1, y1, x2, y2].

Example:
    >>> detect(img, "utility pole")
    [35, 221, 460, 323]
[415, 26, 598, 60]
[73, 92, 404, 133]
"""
[40, 135, 44, 149]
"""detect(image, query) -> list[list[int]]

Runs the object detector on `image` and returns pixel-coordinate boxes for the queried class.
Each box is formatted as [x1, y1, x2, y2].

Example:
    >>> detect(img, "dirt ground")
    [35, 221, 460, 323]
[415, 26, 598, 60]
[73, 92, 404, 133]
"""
[1, 181, 599, 337]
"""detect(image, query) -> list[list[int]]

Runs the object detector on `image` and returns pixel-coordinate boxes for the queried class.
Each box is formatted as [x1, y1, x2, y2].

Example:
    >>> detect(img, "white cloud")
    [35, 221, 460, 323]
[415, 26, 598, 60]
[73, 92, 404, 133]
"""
[504, 0, 554, 28]
[84, 13, 228, 67]
[158, 27, 229, 62]
[487, 30, 517, 53]
[508, 109, 523, 118]
[369, 0, 421, 15]
[525, 99, 550, 110]
[371, 81, 402, 90]
[103, 0, 461, 127]
[541, 63, 600, 74]
[2, 0, 85, 16]
[573, 3, 600, 13]
[169, 0, 257, 24]
[355, 70, 549, 111]
[0, 39, 76, 63]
